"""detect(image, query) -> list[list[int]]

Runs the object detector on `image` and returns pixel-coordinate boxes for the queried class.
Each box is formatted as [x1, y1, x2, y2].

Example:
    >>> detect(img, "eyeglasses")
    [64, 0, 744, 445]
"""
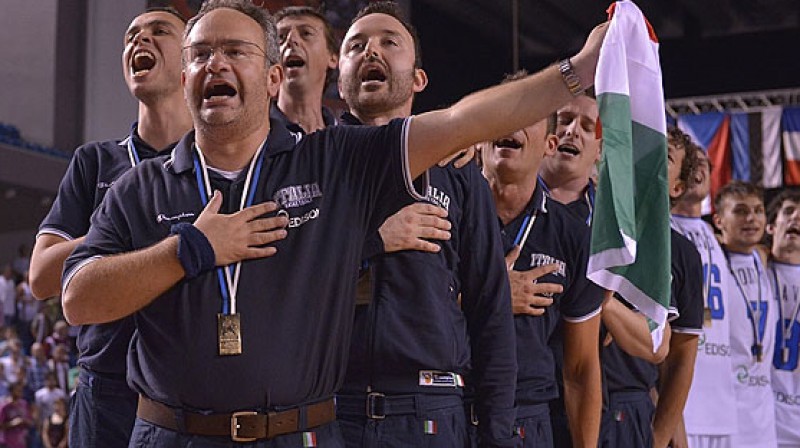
[183, 40, 266, 65]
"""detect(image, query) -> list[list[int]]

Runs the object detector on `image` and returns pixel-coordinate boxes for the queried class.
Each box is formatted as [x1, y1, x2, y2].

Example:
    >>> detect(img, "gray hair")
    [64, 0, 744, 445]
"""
[185, 0, 279, 66]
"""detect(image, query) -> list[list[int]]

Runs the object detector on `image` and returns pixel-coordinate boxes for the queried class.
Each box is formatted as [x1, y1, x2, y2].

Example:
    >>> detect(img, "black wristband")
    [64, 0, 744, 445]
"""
[170, 222, 216, 279]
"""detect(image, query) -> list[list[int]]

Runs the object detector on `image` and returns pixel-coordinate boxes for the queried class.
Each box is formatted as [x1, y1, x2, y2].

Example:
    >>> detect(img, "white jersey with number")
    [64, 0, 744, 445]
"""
[770, 261, 800, 446]
[727, 251, 778, 448]
[671, 216, 737, 436]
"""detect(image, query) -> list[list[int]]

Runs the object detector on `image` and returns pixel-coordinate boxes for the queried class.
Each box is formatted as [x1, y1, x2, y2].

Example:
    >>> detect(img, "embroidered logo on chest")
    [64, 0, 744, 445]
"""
[273, 183, 323, 209]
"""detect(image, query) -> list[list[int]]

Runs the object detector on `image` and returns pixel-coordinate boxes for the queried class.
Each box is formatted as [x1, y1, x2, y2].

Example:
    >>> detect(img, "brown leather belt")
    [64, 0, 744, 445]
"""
[137, 395, 336, 442]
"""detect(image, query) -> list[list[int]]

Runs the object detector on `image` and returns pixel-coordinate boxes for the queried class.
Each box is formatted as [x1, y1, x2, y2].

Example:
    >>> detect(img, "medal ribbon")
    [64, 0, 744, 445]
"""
[725, 250, 765, 360]
[192, 139, 267, 315]
[772, 265, 800, 362]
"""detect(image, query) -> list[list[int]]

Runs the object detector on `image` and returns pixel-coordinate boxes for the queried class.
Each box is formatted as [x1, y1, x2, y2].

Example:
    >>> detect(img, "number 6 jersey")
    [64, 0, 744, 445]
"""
[671, 215, 737, 437]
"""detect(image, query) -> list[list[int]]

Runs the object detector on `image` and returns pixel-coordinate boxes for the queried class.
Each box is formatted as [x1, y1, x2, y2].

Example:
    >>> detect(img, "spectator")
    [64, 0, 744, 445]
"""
[0, 381, 33, 448]
[11, 245, 30, 283]
[0, 266, 15, 328]
[0, 339, 26, 385]
[15, 273, 37, 353]
[0, 327, 18, 357]
[41, 398, 67, 448]
[35, 374, 66, 428]
[26, 343, 50, 396]
[43, 322, 68, 360]
[47, 346, 70, 395]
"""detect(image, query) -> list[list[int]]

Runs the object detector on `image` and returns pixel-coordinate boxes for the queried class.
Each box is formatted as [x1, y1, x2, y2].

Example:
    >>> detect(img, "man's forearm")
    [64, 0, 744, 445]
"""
[652, 334, 698, 448]
[603, 295, 670, 363]
[29, 235, 84, 300]
[563, 316, 602, 448]
[564, 361, 602, 447]
[63, 236, 184, 325]
[409, 66, 570, 178]
[407, 23, 606, 178]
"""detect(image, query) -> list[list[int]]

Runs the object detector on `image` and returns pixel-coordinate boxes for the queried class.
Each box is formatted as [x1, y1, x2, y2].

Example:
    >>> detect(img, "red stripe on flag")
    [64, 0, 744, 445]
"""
[784, 161, 800, 186]
[708, 115, 732, 209]
[606, 2, 658, 42]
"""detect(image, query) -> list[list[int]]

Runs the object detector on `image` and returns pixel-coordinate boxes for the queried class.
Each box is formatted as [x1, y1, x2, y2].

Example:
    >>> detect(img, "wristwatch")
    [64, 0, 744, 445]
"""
[558, 58, 584, 97]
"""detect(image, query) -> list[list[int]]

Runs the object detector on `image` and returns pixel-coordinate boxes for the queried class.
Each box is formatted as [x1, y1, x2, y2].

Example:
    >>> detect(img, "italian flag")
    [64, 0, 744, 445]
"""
[587, 0, 671, 347]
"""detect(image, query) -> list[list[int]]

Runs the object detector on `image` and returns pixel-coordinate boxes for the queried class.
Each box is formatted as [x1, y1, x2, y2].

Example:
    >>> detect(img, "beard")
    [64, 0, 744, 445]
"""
[340, 68, 416, 117]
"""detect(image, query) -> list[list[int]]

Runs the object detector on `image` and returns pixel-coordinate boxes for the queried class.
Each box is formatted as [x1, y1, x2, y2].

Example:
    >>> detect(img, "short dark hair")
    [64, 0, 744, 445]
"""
[185, 0, 279, 66]
[767, 189, 800, 224]
[145, 6, 188, 24]
[352, 1, 422, 68]
[714, 181, 763, 213]
[274, 6, 338, 86]
[274, 6, 338, 56]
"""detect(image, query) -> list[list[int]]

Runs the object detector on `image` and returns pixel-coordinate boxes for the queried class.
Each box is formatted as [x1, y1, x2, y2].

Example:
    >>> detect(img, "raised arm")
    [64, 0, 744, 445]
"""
[62, 192, 288, 325]
[407, 23, 607, 177]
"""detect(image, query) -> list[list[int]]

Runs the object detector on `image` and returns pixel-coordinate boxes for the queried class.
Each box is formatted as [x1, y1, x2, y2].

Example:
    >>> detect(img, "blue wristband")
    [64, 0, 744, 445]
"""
[170, 222, 216, 279]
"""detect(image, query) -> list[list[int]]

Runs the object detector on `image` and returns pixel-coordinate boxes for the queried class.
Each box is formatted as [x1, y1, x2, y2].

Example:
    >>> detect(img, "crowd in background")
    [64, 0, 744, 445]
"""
[0, 248, 73, 448]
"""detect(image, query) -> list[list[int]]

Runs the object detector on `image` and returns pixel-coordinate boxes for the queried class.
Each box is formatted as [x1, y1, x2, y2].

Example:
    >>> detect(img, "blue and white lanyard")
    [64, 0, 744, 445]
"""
[512, 193, 546, 254]
[725, 250, 765, 359]
[537, 176, 593, 226]
[127, 122, 142, 167]
[192, 140, 267, 315]
[772, 267, 800, 362]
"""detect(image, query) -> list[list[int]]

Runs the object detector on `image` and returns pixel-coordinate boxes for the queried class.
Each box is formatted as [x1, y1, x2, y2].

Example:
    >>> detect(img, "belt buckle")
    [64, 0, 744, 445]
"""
[365, 392, 386, 420]
[231, 411, 258, 443]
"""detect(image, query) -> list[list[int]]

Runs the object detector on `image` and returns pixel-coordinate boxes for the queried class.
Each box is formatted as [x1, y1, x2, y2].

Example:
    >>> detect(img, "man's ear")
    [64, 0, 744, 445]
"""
[670, 180, 686, 201]
[413, 68, 428, 94]
[327, 51, 339, 70]
[545, 134, 558, 157]
[267, 64, 284, 98]
[712, 213, 723, 232]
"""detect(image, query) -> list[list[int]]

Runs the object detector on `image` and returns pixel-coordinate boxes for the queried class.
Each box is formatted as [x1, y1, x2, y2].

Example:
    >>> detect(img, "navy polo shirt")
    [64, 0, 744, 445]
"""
[603, 229, 704, 393]
[339, 114, 517, 442]
[270, 103, 338, 136]
[500, 185, 604, 405]
[39, 130, 172, 376]
[64, 117, 421, 412]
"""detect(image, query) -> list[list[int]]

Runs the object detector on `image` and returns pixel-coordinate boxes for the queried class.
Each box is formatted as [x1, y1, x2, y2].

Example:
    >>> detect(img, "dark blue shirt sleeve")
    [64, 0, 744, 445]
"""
[38, 145, 100, 240]
[327, 118, 427, 236]
[560, 230, 604, 321]
[63, 168, 139, 287]
[670, 231, 704, 333]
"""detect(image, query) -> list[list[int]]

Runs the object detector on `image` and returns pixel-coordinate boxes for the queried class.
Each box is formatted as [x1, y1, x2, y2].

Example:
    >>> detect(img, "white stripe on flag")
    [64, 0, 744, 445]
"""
[761, 107, 782, 188]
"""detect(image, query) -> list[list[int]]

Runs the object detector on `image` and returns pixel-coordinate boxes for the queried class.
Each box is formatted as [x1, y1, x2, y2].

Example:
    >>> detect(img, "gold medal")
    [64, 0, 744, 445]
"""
[218, 313, 242, 356]
[753, 343, 763, 363]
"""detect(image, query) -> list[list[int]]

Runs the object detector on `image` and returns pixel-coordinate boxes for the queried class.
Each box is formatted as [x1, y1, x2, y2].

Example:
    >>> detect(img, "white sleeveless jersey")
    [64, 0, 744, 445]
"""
[670, 216, 737, 436]
[727, 251, 778, 448]
[769, 261, 800, 446]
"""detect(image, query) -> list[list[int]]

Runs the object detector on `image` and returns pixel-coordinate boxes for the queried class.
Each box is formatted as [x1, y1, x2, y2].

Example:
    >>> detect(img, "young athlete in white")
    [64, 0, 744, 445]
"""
[714, 181, 778, 448]
[671, 149, 737, 448]
[766, 191, 800, 448]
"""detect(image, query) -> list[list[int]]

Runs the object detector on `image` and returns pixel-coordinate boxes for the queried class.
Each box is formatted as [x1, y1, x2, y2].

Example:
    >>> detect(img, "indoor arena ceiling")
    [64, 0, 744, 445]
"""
[418, 0, 799, 59]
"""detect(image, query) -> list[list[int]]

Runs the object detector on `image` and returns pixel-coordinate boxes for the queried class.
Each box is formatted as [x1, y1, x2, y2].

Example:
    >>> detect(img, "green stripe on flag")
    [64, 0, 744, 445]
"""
[589, 92, 671, 326]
